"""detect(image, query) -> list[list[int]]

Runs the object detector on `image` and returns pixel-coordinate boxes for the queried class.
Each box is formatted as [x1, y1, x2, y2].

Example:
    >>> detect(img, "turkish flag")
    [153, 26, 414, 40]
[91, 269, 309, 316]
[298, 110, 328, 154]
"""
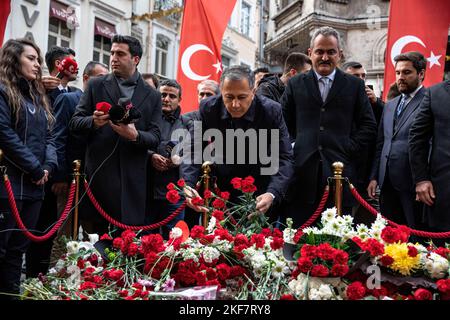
[177, 0, 237, 113]
[0, 0, 11, 46]
[383, 0, 450, 100]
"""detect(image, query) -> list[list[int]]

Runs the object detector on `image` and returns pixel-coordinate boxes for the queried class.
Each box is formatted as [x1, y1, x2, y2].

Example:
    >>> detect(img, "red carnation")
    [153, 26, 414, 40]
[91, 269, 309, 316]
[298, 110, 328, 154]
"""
[434, 247, 450, 259]
[166, 189, 180, 204]
[364, 238, 385, 257]
[216, 263, 231, 281]
[220, 191, 230, 200]
[241, 183, 257, 193]
[190, 225, 205, 239]
[112, 237, 123, 249]
[100, 233, 112, 241]
[166, 183, 176, 190]
[272, 228, 283, 239]
[95, 101, 111, 113]
[79, 281, 97, 291]
[381, 227, 399, 244]
[346, 281, 366, 300]
[407, 245, 418, 257]
[127, 242, 139, 256]
[297, 257, 313, 273]
[177, 179, 185, 188]
[230, 177, 242, 189]
[414, 288, 433, 300]
[212, 210, 225, 221]
[333, 250, 349, 265]
[270, 237, 284, 250]
[397, 225, 411, 243]
[212, 198, 225, 209]
[251, 234, 266, 249]
[280, 294, 296, 300]
[203, 190, 212, 199]
[380, 255, 394, 266]
[331, 264, 349, 277]
[311, 264, 329, 277]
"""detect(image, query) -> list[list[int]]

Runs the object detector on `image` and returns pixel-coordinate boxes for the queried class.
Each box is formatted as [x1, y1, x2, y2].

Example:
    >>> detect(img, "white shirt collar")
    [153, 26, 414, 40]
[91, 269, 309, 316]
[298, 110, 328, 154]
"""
[314, 68, 337, 82]
[406, 85, 423, 100]
[58, 84, 68, 91]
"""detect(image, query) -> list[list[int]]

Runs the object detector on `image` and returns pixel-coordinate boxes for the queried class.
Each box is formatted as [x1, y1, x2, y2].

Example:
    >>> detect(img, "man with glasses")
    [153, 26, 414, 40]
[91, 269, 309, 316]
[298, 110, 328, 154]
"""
[281, 26, 377, 227]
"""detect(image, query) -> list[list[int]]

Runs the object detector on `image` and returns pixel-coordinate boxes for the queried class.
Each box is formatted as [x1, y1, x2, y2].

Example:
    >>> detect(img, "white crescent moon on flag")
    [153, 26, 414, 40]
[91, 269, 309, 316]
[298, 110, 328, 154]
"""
[390, 35, 426, 66]
[181, 44, 214, 81]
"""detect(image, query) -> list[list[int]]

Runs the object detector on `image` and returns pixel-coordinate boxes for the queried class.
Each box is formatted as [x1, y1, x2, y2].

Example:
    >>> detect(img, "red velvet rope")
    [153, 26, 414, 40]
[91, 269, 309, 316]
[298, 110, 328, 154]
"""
[83, 180, 186, 231]
[349, 184, 450, 239]
[4, 178, 76, 242]
[298, 186, 330, 231]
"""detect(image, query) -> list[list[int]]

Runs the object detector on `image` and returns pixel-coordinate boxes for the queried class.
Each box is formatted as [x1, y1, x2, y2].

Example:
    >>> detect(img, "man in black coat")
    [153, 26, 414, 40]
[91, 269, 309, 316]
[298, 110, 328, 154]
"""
[256, 53, 311, 103]
[369, 52, 427, 229]
[181, 65, 294, 219]
[70, 35, 161, 233]
[281, 26, 377, 226]
[146, 79, 186, 238]
[409, 80, 450, 244]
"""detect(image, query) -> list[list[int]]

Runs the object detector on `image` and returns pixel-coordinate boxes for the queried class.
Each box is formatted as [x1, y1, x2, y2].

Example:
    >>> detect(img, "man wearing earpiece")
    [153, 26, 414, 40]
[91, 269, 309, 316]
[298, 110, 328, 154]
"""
[70, 35, 161, 234]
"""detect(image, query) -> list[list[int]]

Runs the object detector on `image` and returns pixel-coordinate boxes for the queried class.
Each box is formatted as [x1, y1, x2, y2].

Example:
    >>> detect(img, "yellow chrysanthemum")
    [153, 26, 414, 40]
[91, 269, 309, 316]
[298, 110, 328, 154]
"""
[384, 243, 421, 276]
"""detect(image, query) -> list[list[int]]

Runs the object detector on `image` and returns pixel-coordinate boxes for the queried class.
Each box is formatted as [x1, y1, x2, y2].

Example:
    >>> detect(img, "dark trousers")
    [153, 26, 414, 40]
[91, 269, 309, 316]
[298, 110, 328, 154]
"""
[25, 184, 57, 278]
[379, 176, 423, 229]
[0, 198, 41, 299]
[145, 199, 185, 239]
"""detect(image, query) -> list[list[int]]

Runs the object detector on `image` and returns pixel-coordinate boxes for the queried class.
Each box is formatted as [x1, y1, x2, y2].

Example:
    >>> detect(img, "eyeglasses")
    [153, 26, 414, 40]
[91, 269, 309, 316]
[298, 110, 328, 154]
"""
[161, 92, 178, 99]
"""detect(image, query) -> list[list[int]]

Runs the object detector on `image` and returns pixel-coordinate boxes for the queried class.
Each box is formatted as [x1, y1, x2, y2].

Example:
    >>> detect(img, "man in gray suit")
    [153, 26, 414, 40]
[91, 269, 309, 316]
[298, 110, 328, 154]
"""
[409, 79, 450, 244]
[368, 52, 426, 228]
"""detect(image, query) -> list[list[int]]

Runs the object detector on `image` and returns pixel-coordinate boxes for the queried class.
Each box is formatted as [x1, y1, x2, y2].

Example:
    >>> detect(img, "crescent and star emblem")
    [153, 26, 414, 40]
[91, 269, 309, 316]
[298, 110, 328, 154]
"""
[181, 44, 222, 81]
[391, 35, 442, 69]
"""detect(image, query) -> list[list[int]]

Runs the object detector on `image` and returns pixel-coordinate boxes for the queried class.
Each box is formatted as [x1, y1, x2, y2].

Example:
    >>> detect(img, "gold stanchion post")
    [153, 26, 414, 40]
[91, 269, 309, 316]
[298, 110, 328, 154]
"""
[201, 161, 212, 228]
[72, 160, 81, 240]
[332, 162, 344, 216]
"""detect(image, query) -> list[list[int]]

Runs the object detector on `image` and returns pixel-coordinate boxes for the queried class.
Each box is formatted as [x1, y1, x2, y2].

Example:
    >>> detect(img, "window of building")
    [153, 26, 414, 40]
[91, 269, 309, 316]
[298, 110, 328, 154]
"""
[93, 18, 116, 65]
[240, 2, 251, 37]
[155, 34, 170, 76]
[93, 35, 111, 65]
[222, 55, 232, 70]
[48, 17, 71, 50]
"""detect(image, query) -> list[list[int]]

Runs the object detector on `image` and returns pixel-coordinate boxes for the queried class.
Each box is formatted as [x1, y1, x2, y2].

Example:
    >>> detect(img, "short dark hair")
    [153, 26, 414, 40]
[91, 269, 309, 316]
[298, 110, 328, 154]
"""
[394, 51, 427, 76]
[253, 67, 269, 74]
[45, 46, 75, 73]
[112, 34, 143, 60]
[142, 73, 160, 88]
[221, 65, 254, 89]
[159, 79, 182, 98]
[83, 61, 108, 76]
[341, 61, 363, 71]
[284, 53, 312, 73]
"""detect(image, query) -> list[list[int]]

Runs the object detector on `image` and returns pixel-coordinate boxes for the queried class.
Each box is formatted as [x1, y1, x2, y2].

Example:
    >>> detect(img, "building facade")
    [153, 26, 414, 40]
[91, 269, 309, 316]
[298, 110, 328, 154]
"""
[3, 0, 263, 89]
[264, 0, 390, 94]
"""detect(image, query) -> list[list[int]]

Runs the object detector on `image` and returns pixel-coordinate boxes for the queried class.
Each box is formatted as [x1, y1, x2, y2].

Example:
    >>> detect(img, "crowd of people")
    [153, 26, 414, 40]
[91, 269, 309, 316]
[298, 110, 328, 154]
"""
[0, 26, 449, 298]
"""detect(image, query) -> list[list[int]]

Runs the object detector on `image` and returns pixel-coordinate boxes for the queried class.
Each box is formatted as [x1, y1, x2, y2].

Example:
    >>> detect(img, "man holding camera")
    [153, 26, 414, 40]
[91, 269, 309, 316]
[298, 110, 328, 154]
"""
[70, 35, 161, 233]
[146, 79, 185, 238]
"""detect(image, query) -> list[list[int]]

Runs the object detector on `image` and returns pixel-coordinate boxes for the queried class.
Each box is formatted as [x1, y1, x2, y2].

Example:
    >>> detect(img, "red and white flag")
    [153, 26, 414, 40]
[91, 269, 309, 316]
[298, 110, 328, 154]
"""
[177, 0, 237, 113]
[0, 0, 11, 46]
[383, 0, 450, 100]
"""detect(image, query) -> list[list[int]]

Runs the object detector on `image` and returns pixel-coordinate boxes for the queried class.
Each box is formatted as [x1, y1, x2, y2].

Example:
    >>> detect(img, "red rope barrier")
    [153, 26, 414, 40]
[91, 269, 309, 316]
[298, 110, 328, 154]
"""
[298, 186, 330, 231]
[349, 184, 450, 239]
[83, 180, 186, 231]
[4, 178, 76, 242]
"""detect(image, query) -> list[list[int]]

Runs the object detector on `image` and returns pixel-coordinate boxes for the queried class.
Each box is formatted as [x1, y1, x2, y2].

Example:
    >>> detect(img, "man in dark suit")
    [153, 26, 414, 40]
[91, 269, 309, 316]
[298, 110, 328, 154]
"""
[281, 26, 377, 227]
[181, 65, 294, 219]
[70, 35, 161, 234]
[409, 80, 450, 244]
[368, 52, 427, 228]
